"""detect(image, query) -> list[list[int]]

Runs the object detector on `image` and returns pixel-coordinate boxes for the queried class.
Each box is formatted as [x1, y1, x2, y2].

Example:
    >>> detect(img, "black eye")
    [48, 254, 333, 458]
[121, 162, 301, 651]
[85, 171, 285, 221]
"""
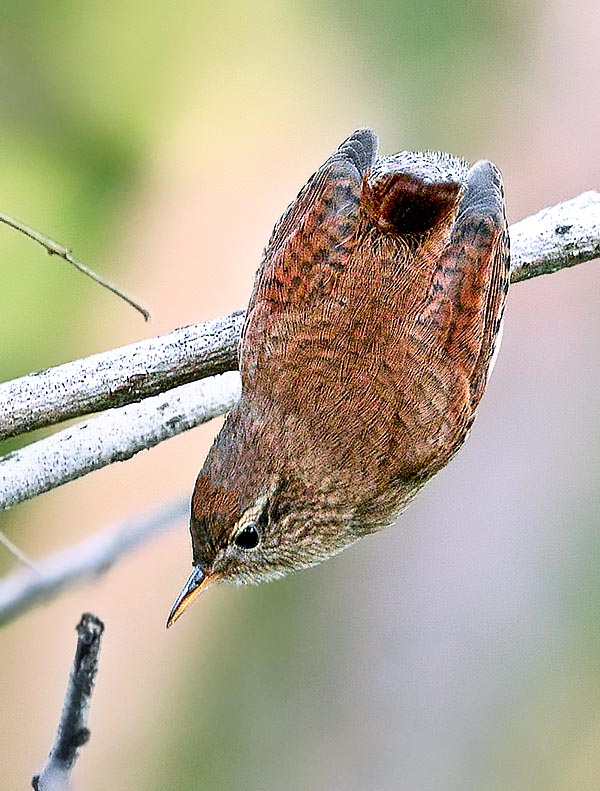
[234, 523, 260, 550]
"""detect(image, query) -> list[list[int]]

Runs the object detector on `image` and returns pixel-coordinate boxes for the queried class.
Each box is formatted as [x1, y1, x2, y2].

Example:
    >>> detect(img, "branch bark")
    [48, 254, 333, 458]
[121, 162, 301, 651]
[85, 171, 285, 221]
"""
[0, 498, 187, 627]
[0, 372, 241, 510]
[0, 310, 244, 441]
[509, 190, 600, 280]
[2, 191, 598, 445]
[0, 191, 598, 514]
[32, 613, 104, 791]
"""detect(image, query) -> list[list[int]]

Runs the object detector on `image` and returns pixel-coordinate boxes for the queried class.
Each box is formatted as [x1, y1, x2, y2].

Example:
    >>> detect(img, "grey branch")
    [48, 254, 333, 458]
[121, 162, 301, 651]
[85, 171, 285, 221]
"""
[509, 190, 600, 280]
[32, 613, 104, 791]
[0, 191, 598, 515]
[2, 192, 598, 446]
[0, 372, 241, 510]
[0, 498, 187, 627]
[0, 310, 244, 441]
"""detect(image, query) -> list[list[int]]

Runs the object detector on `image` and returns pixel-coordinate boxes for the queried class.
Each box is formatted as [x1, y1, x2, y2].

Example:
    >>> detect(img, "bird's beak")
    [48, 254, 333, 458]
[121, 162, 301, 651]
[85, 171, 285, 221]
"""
[166, 565, 217, 628]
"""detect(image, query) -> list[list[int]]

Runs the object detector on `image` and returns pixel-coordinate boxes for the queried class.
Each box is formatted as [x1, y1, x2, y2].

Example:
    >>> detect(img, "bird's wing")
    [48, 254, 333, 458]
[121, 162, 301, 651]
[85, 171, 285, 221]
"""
[240, 128, 377, 382]
[392, 159, 510, 476]
[411, 160, 509, 403]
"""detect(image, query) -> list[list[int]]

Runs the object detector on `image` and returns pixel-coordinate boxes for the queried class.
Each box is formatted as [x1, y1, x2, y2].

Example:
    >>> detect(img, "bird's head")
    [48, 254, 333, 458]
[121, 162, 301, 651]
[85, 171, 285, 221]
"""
[167, 404, 358, 627]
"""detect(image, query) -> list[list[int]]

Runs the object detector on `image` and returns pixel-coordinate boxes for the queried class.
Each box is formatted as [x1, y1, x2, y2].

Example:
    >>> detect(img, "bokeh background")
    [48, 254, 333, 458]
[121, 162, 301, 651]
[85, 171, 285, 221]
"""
[1, 1, 599, 789]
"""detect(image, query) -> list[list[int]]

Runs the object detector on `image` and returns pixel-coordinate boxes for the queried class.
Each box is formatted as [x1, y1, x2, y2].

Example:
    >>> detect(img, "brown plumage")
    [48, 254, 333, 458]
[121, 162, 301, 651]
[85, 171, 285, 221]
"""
[167, 128, 510, 626]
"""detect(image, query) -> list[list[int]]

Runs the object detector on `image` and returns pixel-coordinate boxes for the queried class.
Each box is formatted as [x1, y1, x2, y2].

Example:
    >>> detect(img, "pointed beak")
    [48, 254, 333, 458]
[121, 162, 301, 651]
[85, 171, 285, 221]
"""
[166, 565, 217, 628]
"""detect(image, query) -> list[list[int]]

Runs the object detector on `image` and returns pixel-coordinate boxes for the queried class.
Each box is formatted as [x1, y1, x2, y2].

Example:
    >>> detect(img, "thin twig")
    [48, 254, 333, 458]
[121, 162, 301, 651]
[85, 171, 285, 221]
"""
[0, 372, 241, 511]
[0, 191, 597, 445]
[32, 613, 104, 791]
[0, 498, 187, 627]
[0, 211, 150, 321]
[0, 529, 40, 573]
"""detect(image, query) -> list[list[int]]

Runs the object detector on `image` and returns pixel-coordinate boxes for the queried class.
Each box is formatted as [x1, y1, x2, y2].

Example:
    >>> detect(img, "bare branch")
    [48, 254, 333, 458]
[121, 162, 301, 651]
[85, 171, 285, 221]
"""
[510, 191, 600, 281]
[0, 211, 150, 321]
[0, 311, 244, 442]
[1, 192, 597, 446]
[0, 372, 241, 511]
[0, 191, 597, 515]
[32, 613, 104, 791]
[0, 498, 187, 627]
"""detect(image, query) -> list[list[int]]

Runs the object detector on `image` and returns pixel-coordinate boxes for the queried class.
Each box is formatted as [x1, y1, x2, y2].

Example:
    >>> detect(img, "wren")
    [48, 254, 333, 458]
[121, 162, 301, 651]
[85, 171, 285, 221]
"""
[167, 128, 510, 626]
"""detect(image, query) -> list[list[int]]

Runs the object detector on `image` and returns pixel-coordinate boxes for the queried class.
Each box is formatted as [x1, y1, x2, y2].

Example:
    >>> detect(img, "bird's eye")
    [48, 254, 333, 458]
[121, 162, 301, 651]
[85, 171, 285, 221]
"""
[234, 523, 260, 550]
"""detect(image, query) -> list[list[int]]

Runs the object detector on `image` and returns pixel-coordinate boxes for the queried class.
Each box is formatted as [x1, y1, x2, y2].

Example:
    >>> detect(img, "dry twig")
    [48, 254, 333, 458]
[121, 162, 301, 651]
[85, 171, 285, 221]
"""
[0, 498, 187, 626]
[32, 613, 104, 791]
[0, 211, 150, 321]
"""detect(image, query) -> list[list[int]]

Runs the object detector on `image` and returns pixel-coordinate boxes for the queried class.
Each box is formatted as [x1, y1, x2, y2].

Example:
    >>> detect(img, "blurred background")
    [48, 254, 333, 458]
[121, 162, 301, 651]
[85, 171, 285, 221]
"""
[1, 1, 599, 789]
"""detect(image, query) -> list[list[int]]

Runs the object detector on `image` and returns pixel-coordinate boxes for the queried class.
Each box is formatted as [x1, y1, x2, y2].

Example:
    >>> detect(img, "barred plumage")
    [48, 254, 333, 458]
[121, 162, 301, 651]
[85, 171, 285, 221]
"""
[168, 128, 510, 625]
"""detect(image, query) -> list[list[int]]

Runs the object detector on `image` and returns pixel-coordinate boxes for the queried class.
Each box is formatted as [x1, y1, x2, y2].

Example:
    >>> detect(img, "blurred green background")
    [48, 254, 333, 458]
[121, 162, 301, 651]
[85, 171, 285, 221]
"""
[1, 1, 600, 790]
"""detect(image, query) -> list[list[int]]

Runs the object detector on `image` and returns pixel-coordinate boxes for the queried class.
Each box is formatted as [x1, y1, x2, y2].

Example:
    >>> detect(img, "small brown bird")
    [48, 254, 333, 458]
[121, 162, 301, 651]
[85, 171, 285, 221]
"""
[167, 128, 510, 626]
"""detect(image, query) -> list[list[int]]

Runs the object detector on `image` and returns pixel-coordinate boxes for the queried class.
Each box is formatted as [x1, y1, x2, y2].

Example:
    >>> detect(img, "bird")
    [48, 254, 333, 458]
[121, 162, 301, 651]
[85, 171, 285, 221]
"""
[167, 127, 510, 627]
